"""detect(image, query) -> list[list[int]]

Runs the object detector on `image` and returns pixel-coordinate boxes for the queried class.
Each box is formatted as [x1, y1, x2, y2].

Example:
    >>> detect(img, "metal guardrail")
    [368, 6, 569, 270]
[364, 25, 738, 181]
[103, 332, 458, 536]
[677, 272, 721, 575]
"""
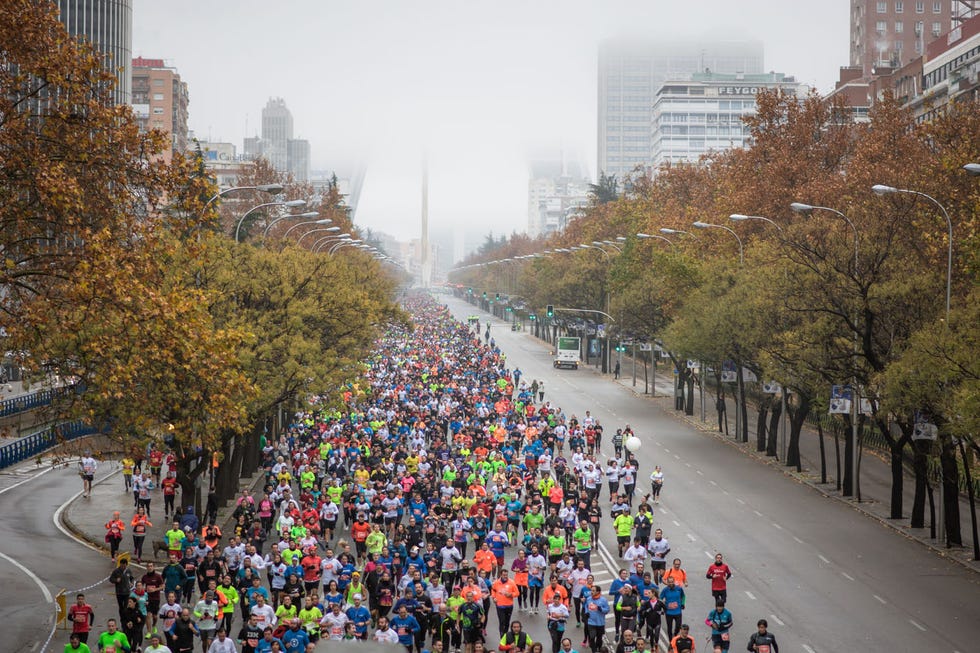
[0, 420, 97, 470]
[0, 386, 71, 418]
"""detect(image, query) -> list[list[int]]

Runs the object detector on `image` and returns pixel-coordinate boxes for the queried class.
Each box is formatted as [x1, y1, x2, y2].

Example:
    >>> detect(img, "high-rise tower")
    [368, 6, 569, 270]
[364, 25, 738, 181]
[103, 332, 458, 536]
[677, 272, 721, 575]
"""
[56, 0, 133, 104]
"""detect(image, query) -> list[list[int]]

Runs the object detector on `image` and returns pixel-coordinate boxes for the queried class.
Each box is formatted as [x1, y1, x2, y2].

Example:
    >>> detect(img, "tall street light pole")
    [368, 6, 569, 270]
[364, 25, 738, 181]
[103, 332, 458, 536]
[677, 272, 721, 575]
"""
[262, 212, 320, 238]
[791, 201, 860, 500]
[872, 183, 955, 547]
[280, 219, 333, 241]
[691, 221, 744, 265]
[201, 183, 285, 216]
[234, 199, 306, 242]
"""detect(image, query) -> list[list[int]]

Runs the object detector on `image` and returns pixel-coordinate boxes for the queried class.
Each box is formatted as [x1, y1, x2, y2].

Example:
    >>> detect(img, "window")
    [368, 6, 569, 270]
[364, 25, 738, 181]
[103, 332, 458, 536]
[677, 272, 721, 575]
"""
[932, 21, 941, 36]
[915, 39, 923, 53]
[876, 20, 887, 33]
[877, 1, 887, 11]
[153, 79, 164, 87]
[932, 1, 941, 12]
[915, 20, 924, 34]
[153, 93, 164, 101]
[152, 107, 164, 115]
[895, 21, 904, 32]
[895, 1, 904, 12]
[915, 1, 924, 12]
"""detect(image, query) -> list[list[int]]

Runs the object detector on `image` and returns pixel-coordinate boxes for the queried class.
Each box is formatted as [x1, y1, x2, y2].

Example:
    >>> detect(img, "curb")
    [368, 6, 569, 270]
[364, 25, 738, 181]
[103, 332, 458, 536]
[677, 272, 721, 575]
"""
[57, 465, 268, 571]
[668, 408, 980, 576]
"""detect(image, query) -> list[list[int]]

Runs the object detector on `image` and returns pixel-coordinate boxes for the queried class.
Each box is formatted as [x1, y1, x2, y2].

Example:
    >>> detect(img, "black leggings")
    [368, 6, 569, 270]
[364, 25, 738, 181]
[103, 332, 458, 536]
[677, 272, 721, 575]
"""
[665, 613, 682, 641]
[529, 585, 541, 608]
[517, 585, 528, 608]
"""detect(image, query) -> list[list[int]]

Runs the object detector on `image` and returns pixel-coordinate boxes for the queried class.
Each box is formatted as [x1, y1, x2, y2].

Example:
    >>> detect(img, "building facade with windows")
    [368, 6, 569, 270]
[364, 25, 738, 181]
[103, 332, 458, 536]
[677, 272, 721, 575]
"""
[850, 0, 955, 78]
[244, 98, 311, 182]
[650, 72, 805, 167]
[56, 0, 133, 104]
[131, 57, 189, 164]
[598, 40, 764, 179]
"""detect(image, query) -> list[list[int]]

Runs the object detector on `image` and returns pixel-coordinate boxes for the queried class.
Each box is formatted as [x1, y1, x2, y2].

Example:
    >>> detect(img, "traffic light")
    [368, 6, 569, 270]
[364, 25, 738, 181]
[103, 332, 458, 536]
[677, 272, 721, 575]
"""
[495, 293, 500, 301]
[529, 314, 536, 321]
[467, 287, 472, 294]
[546, 304, 554, 317]
[482, 291, 487, 299]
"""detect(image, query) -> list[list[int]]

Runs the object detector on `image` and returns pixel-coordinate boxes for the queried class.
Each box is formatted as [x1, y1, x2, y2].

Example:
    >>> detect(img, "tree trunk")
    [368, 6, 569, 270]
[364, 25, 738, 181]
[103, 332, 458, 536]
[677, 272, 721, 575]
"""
[817, 420, 827, 484]
[942, 442, 962, 547]
[756, 396, 771, 453]
[911, 441, 928, 529]
[240, 419, 265, 478]
[957, 437, 980, 561]
[684, 374, 695, 416]
[786, 394, 810, 472]
[833, 421, 841, 492]
[766, 400, 781, 458]
[927, 475, 936, 539]
[737, 373, 748, 443]
[843, 416, 854, 497]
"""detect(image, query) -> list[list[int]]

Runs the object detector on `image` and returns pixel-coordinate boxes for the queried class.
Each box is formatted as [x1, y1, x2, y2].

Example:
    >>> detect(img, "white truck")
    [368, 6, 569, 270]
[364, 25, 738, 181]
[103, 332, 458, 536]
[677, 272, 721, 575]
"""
[553, 336, 581, 369]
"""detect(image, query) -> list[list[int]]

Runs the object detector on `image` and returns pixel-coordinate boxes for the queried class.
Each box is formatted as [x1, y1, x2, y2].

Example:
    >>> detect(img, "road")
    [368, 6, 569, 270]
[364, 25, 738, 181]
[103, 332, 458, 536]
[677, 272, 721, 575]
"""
[0, 462, 116, 652]
[445, 294, 980, 653]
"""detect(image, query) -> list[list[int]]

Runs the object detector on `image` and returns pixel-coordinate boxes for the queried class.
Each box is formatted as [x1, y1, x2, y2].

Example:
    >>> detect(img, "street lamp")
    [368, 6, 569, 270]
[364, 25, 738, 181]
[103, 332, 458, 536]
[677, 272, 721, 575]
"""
[297, 228, 344, 247]
[280, 218, 333, 240]
[963, 163, 980, 176]
[201, 183, 285, 215]
[871, 184, 952, 318]
[637, 232, 676, 246]
[729, 214, 783, 232]
[659, 227, 698, 240]
[792, 200, 861, 500]
[262, 212, 319, 238]
[234, 199, 306, 242]
[692, 221, 744, 264]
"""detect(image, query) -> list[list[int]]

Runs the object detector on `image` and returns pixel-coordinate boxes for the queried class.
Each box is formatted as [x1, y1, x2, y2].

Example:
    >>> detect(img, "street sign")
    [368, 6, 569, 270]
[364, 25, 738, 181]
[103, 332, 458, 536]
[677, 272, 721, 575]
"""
[762, 381, 781, 394]
[639, 343, 652, 351]
[829, 385, 852, 414]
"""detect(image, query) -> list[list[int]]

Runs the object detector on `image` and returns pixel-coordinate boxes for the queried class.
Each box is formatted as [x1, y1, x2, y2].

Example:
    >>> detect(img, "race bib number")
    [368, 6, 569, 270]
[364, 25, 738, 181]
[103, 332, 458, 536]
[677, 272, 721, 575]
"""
[721, 633, 730, 641]
[667, 601, 678, 610]
[758, 646, 769, 653]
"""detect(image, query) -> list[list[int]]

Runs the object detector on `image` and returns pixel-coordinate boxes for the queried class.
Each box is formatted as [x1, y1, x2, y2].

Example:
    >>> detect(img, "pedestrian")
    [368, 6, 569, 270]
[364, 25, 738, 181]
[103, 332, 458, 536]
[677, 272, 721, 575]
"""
[538, 380, 545, 402]
[706, 601, 733, 652]
[78, 452, 97, 499]
[109, 558, 135, 618]
[67, 593, 95, 644]
[132, 507, 152, 562]
[613, 361, 621, 379]
[584, 585, 608, 653]
[706, 554, 732, 605]
[746, 618, 779, 652]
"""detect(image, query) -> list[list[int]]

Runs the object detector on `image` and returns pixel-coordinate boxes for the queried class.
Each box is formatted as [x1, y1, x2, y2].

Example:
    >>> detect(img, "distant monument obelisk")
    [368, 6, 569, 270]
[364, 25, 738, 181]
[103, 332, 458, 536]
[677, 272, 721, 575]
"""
[420, 153, 432, 288]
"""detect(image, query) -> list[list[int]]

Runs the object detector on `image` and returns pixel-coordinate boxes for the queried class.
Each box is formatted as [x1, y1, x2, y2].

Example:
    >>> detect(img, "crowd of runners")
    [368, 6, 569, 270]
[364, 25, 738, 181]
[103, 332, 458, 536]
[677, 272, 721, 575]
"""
[65, 294, 779, 653]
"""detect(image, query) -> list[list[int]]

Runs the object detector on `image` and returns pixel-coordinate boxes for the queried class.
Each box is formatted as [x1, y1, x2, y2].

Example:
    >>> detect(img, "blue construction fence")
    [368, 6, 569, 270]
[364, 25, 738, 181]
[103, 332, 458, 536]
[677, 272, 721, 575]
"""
[0, 386, 73, 419]
[0, 420, 99, 470]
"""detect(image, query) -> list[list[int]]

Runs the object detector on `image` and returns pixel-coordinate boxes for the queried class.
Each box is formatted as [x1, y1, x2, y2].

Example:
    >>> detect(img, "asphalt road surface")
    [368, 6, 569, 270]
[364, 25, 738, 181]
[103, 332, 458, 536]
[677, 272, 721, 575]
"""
[0, 463, 117, 653]
[445, 294, 980, 653]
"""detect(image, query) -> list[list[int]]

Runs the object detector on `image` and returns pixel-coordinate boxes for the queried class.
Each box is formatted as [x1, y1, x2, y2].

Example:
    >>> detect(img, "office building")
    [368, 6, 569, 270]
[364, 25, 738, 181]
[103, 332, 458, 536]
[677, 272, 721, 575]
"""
[527, 159, 591, 236]
[56, 0, 133, 104]
[651, 72, 805, 166]
[244, 98, 311, 182]
[598, 40, 764, 179]
[850, 0, 954, 78]
[131, 57, 189, 164]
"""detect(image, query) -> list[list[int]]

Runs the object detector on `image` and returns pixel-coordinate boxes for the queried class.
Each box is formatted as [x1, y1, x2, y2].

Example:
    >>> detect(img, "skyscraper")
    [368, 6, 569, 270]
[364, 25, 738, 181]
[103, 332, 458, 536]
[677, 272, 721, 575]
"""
[244, 98, 311, 182]
[597, 40, 764, 179]
[131, 57, 189, 164]
[849, 0, 953, 78]
[56, 0, 133, 104]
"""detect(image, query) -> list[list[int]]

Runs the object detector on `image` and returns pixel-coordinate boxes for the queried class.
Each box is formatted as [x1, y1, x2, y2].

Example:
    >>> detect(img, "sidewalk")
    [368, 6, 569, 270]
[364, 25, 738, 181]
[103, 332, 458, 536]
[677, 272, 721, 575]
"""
[61, 460, 266, 568]
[602, 364, 980, 574]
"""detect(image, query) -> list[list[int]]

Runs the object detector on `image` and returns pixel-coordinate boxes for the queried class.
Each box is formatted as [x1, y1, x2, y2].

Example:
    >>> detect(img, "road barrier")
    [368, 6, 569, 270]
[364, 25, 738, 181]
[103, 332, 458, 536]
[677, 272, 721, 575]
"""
[0, 420, 98, 470]
[0, 386, 74, 418]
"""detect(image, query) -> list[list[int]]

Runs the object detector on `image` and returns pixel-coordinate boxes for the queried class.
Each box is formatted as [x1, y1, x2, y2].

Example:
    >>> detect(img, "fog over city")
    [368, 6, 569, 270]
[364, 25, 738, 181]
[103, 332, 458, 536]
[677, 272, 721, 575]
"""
[133, 0, 848, 244]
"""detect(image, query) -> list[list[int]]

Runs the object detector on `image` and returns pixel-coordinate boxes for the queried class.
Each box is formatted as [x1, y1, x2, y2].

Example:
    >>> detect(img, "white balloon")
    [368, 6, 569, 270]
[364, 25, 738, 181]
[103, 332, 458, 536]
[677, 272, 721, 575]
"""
[625, 435, 641, 452]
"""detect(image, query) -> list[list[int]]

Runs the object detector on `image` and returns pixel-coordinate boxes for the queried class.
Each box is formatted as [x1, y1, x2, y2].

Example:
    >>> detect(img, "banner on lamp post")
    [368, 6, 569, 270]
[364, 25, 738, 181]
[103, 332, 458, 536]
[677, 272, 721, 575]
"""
[829, 385, 852, 414]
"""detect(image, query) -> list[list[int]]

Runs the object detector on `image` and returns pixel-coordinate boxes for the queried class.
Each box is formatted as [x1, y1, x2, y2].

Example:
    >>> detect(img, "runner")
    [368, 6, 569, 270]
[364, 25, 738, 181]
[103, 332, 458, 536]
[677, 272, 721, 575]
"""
[79, 452, 97, 499]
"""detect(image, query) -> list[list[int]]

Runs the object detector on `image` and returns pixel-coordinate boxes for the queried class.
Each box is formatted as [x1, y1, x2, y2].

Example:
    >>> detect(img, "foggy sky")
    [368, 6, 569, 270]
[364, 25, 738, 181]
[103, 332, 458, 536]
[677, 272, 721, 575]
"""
[132, 0, 849, 243]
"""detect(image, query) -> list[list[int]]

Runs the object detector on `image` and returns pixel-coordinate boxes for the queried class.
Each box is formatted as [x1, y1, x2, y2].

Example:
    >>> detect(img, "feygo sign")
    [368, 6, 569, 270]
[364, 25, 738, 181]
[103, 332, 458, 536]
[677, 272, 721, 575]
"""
[718, 86, 782, 95]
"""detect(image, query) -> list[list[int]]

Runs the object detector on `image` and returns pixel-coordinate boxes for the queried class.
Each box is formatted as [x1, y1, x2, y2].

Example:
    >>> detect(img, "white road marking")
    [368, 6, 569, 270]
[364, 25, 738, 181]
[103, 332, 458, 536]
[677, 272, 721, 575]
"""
[745, 590, 757, 600]
[771, 523, 783, 530]
[704, 551, 714, 559]
[841, 572, 855, 581]
[696, 469, 704, 476]
[0, 551, 53, 603]
[873, 594, 887, 604]
[0, 465, 56, 495]
[722, 490, 729, 495]
[664, 448, 670, 453]
[736, 498, 746, 505]
[709, 480, 718, 486]
[817, 554, 831, 564]
[674, 454, 681, 460]
[802, 645, 816, 653]
[909, 620, 926, 632]
[793, 536, 805, 544]
[672, 520, 681, 527]
[753, 510, 763, 517]
[685, 463, 691, 467]
[686, 533, 697, 542]
[770, 614, 785, 626]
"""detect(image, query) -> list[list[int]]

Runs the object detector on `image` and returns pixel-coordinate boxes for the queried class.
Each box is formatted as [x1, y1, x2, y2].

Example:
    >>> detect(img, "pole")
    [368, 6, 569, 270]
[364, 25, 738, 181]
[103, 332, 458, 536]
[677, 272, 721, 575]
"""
[699, 363, 705, 422]
[632, 343, 637, 387]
